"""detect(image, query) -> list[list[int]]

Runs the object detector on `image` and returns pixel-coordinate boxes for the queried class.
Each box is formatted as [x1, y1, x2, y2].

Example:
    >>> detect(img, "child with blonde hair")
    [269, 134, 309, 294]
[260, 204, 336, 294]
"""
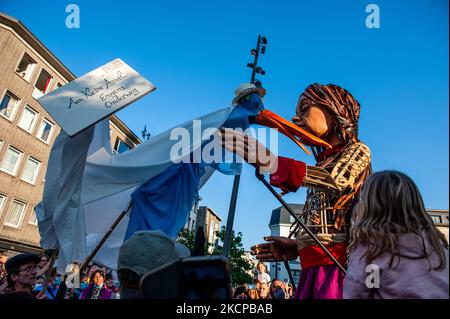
[344, 171, 449, 299]
[254, 262, 271, 285]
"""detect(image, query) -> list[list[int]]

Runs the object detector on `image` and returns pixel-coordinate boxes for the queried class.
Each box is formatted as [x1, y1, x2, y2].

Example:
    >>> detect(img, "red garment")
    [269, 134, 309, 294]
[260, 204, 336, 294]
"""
[269, 144, 349, 193]
[269, 145, 350, 270]
[299, 243, 347, 270]
[269, 157, 306, 193]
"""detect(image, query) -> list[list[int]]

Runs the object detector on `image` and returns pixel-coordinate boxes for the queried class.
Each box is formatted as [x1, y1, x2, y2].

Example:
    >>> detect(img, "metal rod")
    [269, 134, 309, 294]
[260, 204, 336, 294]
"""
[223, 35, 264, 257]
[56, 202, 133, 299]
[41, 249, 58, 296]
[222, 174, 241, 257]
[255, 171, 347, 274]
[283, 257, 296, 292]
[79, 201, 133, 274]
[250, 35, 261, 83]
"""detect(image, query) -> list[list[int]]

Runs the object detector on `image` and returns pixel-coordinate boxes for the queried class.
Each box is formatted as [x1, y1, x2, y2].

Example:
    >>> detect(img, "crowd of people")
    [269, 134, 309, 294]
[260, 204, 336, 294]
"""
[0, 252, 120, 299]
[232, 262, 295, 299]
[0, 247, 293, 300]
[0, 171, 448, 300]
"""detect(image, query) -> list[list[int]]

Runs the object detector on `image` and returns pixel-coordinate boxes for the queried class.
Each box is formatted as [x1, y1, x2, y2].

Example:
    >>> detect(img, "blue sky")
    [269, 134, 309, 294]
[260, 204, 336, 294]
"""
[1, 0, 448, 250]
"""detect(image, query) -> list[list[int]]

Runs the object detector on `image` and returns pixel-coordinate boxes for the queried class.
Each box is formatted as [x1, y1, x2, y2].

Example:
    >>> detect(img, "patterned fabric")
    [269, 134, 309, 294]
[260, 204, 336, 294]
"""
[289, 142, 371, 251]
[79, 283, 113, 299]
[91, 285, 102, 299]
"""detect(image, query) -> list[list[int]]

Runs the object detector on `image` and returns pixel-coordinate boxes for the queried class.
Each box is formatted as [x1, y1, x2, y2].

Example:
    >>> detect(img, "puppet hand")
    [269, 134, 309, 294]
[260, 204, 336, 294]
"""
[250, 236, 298, 262]
[219, 128, 278, 174]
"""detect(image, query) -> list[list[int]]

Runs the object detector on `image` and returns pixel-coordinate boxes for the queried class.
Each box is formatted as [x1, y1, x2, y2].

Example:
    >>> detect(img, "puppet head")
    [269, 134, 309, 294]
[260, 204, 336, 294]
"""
[296, 83, 361, 144]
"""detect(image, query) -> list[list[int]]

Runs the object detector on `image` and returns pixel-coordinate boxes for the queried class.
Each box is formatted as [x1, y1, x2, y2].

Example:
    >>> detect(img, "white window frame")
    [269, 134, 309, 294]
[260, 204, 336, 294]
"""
[28, 210, 38, 226]
[0, 145, 23, 176]
[18, 105, 39, 133]
[3, 199, 27, 229]
[0, 90, 20, 122]
[15, 52, 37, 83]
[21, 156, 41, 185]
[0, 194, 6, 215]
[431, 215, 442, 224]
[36, 118, 54, 144]
[208, 221, 215, 244]
[32, 68, 53, 99]
[113, 138, 131, 155]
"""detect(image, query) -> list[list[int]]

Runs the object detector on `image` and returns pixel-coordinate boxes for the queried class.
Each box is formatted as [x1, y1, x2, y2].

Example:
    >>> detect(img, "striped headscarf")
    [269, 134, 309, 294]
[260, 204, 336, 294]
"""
[300, 83, 361, 144]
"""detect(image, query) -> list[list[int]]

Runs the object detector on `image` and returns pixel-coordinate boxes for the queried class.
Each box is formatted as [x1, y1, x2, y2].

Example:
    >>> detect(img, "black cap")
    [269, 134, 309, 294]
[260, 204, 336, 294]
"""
[5, 253, 40, 273]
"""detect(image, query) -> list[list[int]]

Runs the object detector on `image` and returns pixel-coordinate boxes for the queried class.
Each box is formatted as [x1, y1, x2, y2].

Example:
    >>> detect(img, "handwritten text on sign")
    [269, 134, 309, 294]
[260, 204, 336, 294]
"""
[37, 59, 156, 136]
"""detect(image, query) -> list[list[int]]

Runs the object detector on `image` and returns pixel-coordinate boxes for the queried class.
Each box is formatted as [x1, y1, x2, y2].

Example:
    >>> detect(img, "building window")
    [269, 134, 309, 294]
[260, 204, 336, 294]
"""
[214, 223, 220, 240]
[16, 53, 36, 82]
[32, 69, 53, 99]
[36, 118, 54, 143]
[18, 106, 38, 133]
[4, 200, 27, 228]
[0, 146, 23, 175]
[28, 210, 38, 226]
[208, 221, 215, 244]
[0, 194, 6, 214]
[0, 91, 20, 121]
[21, 157, 41, 184]
[187, 217, 191, 230]
[113, 138, 131, 155]
[430, 215, 442, 224]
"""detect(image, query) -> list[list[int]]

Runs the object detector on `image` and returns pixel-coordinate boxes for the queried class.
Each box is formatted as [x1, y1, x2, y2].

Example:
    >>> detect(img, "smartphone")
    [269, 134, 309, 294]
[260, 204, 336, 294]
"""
[139, 256, 232, 299]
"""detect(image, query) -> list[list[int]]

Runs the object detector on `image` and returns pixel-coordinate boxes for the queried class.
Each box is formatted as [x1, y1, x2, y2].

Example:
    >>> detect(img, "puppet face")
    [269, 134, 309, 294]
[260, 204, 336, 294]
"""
[292, 96, 336, 139]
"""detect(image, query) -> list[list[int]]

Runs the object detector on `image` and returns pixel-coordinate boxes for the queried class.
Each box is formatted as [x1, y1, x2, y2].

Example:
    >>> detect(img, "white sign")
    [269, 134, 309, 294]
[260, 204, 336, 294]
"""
[37, 58, 156, 136]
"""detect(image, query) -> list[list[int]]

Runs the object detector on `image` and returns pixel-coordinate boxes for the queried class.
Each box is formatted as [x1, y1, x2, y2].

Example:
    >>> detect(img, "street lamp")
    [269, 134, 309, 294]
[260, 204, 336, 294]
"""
[141, 125, 151, 141]
[223, 35, 268, 258]
[246, 35, 268, 83]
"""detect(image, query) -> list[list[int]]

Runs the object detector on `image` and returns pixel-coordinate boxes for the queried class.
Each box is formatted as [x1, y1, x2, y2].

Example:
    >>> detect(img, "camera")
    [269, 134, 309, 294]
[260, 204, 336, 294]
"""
[139, 256, 232, 299]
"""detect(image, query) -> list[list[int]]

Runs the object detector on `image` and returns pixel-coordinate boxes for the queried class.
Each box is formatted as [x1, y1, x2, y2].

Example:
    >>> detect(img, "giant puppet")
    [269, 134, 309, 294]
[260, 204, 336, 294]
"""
[222, 83, 372, 299]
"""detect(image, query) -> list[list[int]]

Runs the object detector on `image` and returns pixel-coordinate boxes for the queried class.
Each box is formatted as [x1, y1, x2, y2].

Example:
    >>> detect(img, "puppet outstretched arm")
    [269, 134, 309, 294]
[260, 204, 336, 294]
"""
[270, 143, 371, 195]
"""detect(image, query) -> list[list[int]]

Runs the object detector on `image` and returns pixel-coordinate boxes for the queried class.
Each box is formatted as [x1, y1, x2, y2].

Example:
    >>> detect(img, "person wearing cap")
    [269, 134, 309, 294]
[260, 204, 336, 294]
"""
[2, 253, 42, 297]
[117, 230, 190, 299]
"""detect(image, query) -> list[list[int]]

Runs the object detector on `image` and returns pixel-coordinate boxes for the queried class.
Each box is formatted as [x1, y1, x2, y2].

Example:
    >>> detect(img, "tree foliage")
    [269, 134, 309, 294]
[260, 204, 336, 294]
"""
[177, 226, 254, 286]
[177, 228, 196, 253]
[211, 226, 254, 286]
